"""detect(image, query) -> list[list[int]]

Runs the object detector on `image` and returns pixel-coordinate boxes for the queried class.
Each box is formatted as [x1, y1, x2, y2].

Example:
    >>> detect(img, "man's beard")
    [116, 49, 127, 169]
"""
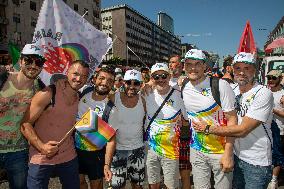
[95, 85, 110, 95]
[235, 75, 254, 86]
[22, 68, 40, 80]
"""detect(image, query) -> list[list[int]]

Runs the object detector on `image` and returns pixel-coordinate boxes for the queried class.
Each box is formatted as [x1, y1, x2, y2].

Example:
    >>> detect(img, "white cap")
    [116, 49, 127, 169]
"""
[21, 44, 45, 58]
[233, 52, 256, 65]
[184, 49, 206, 61]
[123, 69, 142, 81]
[115, 67, 122, 73]
[151, 63, 169, 74]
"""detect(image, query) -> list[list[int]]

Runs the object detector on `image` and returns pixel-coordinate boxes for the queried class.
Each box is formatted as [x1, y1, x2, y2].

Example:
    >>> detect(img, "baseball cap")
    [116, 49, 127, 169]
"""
[21, 44, 45, 58]
[115, 67, 122, 73]
[233, 52, 256, 65]
[151, 63, 170, 74]
[123, 69, 142, 82]
[267, 70, 282, 77]
[184, 49, 206, 61]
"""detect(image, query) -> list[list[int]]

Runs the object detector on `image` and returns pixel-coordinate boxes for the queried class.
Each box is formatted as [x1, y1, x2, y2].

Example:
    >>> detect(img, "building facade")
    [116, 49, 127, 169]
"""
[0, 0, 101, 54]
[101, 4, 181, 67]
[181, 43, 197, 58]
[264, 16, 284, 54]
[157, 11, 174, 34]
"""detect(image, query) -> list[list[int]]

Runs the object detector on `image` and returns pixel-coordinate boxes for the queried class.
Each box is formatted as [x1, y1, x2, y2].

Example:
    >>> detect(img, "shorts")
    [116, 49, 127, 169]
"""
[179, 139, 191, 170]
[110, 146, 145, 189]
[146, 148, 179, 189]
[76, 148, 105, 180]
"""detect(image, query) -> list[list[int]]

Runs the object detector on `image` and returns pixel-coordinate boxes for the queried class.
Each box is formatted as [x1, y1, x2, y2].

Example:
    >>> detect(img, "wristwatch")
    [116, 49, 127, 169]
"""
[204, 125, 211, 135]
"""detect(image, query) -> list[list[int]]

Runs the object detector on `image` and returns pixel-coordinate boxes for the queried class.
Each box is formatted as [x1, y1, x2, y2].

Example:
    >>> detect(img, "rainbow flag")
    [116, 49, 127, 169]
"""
[75, 109, 116, 149]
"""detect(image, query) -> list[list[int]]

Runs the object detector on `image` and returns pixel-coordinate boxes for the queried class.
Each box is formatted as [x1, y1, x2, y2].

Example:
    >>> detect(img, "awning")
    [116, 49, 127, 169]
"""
[265, 37, 284, 53]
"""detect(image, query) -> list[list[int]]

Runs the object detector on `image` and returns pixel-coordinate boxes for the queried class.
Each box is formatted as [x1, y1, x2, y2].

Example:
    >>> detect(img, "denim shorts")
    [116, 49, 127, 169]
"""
[27, 157, 80, 189]
[0, 150, 28, 189]
[232, 155, 272, 189]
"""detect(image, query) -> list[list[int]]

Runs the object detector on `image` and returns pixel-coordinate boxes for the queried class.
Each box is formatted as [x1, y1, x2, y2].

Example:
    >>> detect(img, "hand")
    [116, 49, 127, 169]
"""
[40, 141, 59, 158]
[220, 154, 234, 173]
[192, 118, 208, 132]
[141, 83, 154, 96]
[104, 164, 112, 182]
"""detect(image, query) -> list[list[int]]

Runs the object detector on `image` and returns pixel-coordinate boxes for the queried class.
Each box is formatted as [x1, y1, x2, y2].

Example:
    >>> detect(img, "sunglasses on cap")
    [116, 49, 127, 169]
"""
[267, 76, 278, 81]
[23, 55, 45, 67]
[152, 73, 169, 80]
[125, 80, 141, 86]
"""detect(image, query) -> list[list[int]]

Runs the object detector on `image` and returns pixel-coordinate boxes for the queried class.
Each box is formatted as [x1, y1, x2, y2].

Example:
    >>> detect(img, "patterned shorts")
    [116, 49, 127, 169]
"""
[110, 146, 145, 188]
[179, 139, 191, 170]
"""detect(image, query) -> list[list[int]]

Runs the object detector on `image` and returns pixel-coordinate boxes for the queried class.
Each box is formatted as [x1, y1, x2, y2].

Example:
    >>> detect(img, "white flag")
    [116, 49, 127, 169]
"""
[32, 0, 112, 84]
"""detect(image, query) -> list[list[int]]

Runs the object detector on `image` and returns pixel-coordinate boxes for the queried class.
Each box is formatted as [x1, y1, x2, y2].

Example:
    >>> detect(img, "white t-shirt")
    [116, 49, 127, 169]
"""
[145, 88, 187, 159]
[183, 77, 235, 154]
[75, 92, 115, 151]
[111, 93, 145, 150]
[169, 77, 178, 87]
[233, 84, 273, 166]
[272, 89, 284, 135]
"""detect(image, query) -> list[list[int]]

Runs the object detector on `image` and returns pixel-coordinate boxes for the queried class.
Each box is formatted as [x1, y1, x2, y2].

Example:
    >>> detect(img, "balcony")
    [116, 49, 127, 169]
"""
[0, 0, 8, 6]
[0, 16, 8, 25]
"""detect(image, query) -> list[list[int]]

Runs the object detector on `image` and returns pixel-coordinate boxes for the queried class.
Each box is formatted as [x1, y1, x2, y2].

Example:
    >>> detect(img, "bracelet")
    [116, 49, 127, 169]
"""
[104, 163, 110, 166]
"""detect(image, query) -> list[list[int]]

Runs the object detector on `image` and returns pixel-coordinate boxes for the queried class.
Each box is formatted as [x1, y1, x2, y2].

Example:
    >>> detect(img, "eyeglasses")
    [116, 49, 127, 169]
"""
[152, 73, 168, 80]
[267, 76, 278, 81]
[23, 56, 45, 67]
[125, 80, 141, 86]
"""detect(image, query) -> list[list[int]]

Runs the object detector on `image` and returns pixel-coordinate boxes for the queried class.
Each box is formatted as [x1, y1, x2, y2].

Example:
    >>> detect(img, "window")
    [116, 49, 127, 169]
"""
[30, 1, 36, 11]
[13, 13, 20, 23]
[31, 17, 37, 27]
[12, 0, 19, 5]
[84, 8, 88, 15]
[74, 4, 78, 11]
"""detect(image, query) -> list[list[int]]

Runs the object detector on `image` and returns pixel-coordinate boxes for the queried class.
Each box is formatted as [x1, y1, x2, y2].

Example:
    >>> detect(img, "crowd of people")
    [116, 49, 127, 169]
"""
[0, 44, 284, 189]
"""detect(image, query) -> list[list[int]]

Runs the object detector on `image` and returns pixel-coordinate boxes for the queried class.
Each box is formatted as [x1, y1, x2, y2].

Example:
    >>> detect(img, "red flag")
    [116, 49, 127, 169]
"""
[238, 21, 256, 53]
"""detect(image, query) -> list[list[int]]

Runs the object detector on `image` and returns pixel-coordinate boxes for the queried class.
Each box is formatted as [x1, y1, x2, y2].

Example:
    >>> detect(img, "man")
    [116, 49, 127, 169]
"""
[222, 56, 234, 84]
[110, 69, 146, 189]
[169, 55, 191, 189]
[0, 44, 45, 189]
[266, 70, 284, 189]
[141, 67, 150, 84]
[193, 52, 274, 189]
[145, 63, 188, 189]
[75, 66, 116, 189]
[182, 49, 237, 189]
[21, 60, 89, 189]
[113, 74, 124, 93]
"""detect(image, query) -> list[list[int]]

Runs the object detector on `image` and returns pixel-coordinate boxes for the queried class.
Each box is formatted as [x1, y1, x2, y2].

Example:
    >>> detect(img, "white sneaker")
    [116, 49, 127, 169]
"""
[267, 180, 278, 189]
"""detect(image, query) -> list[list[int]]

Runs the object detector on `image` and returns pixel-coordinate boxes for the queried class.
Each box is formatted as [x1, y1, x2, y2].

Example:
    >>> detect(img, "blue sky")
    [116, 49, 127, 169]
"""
[102, 0, 284, 58]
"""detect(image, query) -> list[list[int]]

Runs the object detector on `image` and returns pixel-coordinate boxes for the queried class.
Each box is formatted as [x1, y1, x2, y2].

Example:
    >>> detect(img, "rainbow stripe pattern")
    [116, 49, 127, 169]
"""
[75, 109, 116, 151]
[61, 43, 90, 62]
[147, 110, 181, 160]
[188, 102, 227, 154]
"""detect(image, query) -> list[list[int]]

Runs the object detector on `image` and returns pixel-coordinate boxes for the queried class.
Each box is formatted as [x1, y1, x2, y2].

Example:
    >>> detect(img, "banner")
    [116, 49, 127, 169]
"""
[32, 0, 112, 84]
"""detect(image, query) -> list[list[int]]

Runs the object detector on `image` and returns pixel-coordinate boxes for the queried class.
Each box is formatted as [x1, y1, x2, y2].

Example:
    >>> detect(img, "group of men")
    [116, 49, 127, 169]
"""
[0, 43, 284, 189]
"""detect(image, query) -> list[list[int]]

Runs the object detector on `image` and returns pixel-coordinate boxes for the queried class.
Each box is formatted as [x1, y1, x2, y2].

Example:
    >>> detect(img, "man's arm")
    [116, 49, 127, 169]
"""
[21, 87, 59, 157]
[104, 135, 116, 181]
[220, 110, 237, 172]
[193, 116, 261, 138]
[273, 108, 284, 118]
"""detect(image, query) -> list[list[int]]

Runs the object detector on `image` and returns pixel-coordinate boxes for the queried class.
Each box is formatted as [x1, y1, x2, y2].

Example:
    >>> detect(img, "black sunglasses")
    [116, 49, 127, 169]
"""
[125, 80, 141, 86]
[267, 76, 278, 81]
[23, 56, 45, 67]
[152, 73, 168, 80]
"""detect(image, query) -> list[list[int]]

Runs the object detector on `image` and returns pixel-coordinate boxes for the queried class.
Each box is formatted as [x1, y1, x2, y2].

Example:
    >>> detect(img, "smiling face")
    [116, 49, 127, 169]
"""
[94, 71, 115, 95]
[20, 55, 44, 79]
[184, 59, 207, 81]
[123, 79, 141, 97]
[233, 62, 256, 86]
[267, 75, 282, 88]
[66, 63, 89, 91]
[169, 56, 183, 77]
[151, 70, 170, 90]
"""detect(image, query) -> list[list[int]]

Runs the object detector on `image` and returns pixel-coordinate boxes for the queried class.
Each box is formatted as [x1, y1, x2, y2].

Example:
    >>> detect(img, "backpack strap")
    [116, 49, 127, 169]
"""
[0, 68, 9, 91]
[210, 77, 221, 107]
[49, 84, 56, 107]
[79, 85, 95, 99]
[102, 99, 115, 123]
[181, 77, 190, 99]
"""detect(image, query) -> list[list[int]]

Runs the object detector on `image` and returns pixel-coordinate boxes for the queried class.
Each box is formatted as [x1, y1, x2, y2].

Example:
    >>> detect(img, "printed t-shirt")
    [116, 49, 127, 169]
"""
[183, 77, 235, 154]
[145, 88, 187, 160]
[233, 84, 273, 166]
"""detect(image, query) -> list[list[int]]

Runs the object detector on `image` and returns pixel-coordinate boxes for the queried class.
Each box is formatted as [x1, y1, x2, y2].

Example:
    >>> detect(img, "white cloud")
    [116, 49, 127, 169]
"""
[186, 32, 213, 37]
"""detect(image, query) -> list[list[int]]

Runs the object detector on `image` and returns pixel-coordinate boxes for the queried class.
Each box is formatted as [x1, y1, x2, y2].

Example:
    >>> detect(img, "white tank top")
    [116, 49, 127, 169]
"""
[114, 92, 145, 150]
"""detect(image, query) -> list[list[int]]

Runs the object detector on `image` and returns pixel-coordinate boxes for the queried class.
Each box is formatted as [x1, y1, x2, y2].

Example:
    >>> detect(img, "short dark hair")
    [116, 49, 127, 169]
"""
[169, 54, 181, 62]
[70, 60, 90, 69]
[95, 65, 115, 78]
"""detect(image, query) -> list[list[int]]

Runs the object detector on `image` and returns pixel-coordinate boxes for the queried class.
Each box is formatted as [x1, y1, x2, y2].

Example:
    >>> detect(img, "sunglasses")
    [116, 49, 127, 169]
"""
[152, 73, 168, 80]
[267, 76, 278, 81]
[125, 80, 141, 86]
[23, 56, 45, 67]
